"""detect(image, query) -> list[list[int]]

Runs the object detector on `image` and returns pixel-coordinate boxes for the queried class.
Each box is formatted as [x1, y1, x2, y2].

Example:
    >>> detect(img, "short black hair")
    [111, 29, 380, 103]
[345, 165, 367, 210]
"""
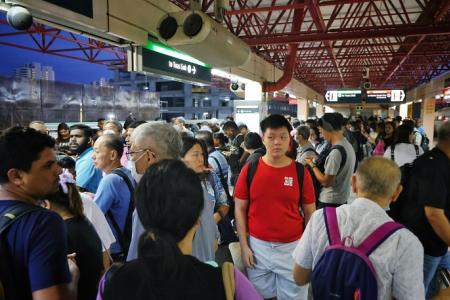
[213, 132, 228, 146]
[97, 118, 105, 122]
[296, 125, 310, 140]
[318, 113, 344, 132]
[128, 120, 147, 129]
[102, 134, 124, 158]
[393, 124, 413, 145]
[0, 127, 55, 183]
[244, 132, 263, 150]
[238, 124, 248, 131]
[196, 130, 214, 148]
[401, 119, 415, 131]
[70, 124, 93, 138]
[260, 114, 292, 133]
[58, 156, 76, 169]
[222, 121, 239, 131]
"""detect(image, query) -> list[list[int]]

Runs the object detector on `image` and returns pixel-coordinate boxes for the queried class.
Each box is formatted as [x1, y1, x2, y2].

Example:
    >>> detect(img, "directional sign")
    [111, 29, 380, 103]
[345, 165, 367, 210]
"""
[141, 48, 211, 84]
[325, 90, 362, 103]
[366, 89, 405, 103]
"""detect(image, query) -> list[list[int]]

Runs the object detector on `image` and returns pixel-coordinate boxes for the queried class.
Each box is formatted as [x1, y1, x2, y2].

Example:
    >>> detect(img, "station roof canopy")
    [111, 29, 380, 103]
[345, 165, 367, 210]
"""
[171, 0, 450, 93]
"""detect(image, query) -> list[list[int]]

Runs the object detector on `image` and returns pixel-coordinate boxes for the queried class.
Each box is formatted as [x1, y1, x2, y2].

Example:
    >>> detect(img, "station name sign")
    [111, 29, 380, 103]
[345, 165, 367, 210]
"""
[366, 90, 405, 103]
[142, 48, 211, 84]
[325, 90, 362, 103]
[325, 89, 405, 104]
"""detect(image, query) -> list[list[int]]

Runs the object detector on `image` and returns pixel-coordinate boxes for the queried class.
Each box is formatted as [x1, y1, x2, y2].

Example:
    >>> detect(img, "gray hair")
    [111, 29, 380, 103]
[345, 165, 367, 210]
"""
[104, 119, 123, 134]
[355, 157, 401, 199]
[296, 125, 310, 140]
[438, 121, 450, 143]
[131, 122, 181, 159]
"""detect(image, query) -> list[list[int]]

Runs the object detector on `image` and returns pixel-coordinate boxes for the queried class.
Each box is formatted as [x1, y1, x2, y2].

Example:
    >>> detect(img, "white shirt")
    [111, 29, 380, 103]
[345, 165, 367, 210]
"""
[293, 198, 425, 300]
[80, 193, 116, 251]
[384, 143, 424, 167]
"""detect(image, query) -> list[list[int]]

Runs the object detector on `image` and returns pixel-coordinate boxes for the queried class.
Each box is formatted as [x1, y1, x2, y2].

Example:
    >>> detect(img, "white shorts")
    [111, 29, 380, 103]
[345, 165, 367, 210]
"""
[247, 236, 308, 300]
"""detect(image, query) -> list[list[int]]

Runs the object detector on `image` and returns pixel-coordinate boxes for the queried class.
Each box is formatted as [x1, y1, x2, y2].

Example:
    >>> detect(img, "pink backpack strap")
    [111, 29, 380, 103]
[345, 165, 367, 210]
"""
[324, 207, 341, 246]
[357, 222, 403, 256]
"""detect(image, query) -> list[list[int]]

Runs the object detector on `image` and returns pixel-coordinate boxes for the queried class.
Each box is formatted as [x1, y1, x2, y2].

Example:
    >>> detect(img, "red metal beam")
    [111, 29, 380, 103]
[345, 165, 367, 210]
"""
[307, 0, 345, 86]
[244, 24, 450, 45]
[225, 3, 305, 15]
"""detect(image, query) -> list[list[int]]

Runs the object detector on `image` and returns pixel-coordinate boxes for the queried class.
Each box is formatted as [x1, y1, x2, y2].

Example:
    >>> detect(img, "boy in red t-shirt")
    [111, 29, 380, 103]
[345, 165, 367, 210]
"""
[235, 114, 316, 300]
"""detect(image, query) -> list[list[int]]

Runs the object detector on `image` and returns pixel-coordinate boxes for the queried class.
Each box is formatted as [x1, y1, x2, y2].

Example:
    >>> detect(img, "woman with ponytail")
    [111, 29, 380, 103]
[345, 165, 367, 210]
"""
[44, 171, 103, 300]
[98, 159, 262, 300]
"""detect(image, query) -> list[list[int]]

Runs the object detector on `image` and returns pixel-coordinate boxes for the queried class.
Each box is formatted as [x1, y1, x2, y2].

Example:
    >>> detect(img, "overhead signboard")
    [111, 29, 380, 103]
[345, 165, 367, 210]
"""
[130, 40, 211, 85]
[366, 90, 405, 104]
[325, 90, 362, 103]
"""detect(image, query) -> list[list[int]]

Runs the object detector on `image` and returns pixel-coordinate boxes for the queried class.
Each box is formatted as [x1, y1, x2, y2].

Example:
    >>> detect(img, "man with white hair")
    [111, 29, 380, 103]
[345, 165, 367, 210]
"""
[29, 120, 49, 135]
[293, 157, 424, 300]
[126, 122, 182, 260]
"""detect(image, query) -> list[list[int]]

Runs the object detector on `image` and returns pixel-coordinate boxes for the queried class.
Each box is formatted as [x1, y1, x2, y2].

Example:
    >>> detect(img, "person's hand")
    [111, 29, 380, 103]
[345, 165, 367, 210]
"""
[304, 157, 315, 168]
[67, 253, 79, 283]
[241, 245, 255, 268]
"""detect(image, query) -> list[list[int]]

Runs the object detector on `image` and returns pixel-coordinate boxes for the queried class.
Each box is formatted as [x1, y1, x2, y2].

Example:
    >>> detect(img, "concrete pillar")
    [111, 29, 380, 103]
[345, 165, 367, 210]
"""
[316, 104, 325, 117]
[244, 81, 263, 101]
[399, 103, 408, 119]
[421, 97, 436, 146]
[297, 98, 308, 121]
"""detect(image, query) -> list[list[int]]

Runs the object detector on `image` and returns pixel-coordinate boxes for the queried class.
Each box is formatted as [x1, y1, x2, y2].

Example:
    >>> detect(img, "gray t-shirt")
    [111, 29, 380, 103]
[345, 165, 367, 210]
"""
[319, 138, 356, 204]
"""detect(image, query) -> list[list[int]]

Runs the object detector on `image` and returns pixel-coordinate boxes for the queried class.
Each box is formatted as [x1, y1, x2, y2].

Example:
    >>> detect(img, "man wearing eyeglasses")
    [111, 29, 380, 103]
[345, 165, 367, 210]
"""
[126, 122, 182, 261]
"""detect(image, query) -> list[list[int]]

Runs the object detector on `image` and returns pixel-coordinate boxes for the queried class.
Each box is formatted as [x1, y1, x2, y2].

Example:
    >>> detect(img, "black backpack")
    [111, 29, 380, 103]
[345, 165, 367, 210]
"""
[0, 202, 43, 300]
[309, 145, 347, 202]
[246, 159, 305, 215]
[108, 169, 135, 259]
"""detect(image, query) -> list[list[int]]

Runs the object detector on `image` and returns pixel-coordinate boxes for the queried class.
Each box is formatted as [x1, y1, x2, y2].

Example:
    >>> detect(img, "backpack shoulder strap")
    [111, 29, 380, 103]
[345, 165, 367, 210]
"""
[246, 158, 259, 199]
[295, 162, 305, 214]
[111, 169, 135, 197]
[0, 202, 42, 234]
[331, 145, 347, 171]
[221, 262, 235, 300]
[109, 169, 136, 254]
[323, 207, 341, 246]
[357, 222, 403, 256]
[391, 144, 396, 160]
[210, 156, 224, 178]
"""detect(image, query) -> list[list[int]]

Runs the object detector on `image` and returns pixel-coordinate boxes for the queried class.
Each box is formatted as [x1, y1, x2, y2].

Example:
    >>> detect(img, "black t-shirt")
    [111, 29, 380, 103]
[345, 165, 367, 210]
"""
[103, 255, 226, 300]
[65, 216, 103, 300]
[402, 147, 450, 257]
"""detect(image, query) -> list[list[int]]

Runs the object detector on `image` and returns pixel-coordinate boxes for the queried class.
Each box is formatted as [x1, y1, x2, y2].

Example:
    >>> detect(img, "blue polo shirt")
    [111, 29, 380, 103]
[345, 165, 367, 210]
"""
[0, 200, 71, 297]
[94, 167, 136, 254]
[75, 147, 102, 193]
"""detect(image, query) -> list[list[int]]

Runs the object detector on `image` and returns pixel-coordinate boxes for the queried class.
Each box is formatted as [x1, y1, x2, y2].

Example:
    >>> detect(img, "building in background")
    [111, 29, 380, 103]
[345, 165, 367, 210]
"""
[15, 62, 55, 81]
[111, 70, 235, 121]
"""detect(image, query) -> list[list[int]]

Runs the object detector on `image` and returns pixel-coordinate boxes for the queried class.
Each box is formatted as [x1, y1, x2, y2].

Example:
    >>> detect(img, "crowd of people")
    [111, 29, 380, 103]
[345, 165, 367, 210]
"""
[0, 112, 449, 300]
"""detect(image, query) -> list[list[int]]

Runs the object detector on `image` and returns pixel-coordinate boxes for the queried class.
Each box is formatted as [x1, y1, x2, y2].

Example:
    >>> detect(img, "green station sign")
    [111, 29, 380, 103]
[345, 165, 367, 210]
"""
[141, 40, 211, 85]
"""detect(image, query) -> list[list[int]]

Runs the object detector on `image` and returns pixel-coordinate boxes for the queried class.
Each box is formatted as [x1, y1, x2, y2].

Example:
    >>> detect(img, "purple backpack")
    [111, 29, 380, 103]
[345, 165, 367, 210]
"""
[311, 207, 403, 300]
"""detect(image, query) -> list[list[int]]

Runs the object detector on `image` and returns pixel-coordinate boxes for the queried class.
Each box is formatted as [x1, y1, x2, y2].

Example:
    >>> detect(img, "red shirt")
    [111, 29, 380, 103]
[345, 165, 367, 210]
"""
[234, 158, 315, 243]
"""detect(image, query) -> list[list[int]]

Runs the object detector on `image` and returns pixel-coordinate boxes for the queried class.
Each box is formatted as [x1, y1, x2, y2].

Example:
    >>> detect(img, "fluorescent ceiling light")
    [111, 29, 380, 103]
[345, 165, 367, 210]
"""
[145, 40, 209, 68]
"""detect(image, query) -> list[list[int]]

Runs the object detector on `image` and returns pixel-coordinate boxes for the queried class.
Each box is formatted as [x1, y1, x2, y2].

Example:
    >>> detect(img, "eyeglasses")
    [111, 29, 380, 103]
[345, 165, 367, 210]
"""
[126, 148, 154, 161]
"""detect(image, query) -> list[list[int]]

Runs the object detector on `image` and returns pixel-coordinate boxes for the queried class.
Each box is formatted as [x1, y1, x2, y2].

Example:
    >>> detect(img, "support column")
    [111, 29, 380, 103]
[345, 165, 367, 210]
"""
[316, 103, 324, 118]
[421, 97, 436, 146]
[297, 98, 308, 121]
